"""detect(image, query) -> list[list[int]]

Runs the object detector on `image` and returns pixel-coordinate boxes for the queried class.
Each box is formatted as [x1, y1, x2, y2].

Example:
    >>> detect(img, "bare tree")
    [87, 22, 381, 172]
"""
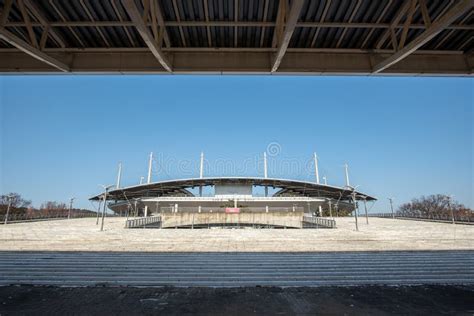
[0, 193, 31, 208]
[0, 193, 31, 218]
[398, 194, 473, 221]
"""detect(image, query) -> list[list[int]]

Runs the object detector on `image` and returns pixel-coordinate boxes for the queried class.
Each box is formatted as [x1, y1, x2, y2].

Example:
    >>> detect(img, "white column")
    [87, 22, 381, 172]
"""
[323, 176, 327, 185]
[144, 152, 153, 217]
[200, 152, 204, 178]
[264, 152, 268, 197]
[199, 152, 204, 197]
[140, 176, 144, 184]
[263, 152, 268, 178]
[314, 152, 320, 184]
[344, 163, 350, 187]
[116, 162, 122, 189]
[147, 152, 153, 184]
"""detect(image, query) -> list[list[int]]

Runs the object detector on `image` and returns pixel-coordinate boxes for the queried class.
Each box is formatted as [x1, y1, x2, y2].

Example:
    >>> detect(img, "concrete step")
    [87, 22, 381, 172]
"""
[0, 251, 472, 287]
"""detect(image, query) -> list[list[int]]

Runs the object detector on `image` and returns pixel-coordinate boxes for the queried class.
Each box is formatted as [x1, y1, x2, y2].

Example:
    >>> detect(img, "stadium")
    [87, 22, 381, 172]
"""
[90, 152, 376, 229]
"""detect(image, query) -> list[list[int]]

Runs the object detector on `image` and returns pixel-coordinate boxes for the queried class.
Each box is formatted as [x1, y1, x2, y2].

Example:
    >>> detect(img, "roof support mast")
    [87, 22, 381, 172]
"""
[264, 152, 268, 197]
[116, 162, 122, 189]
[147, 152, 153, 184]
[314, 152, 322, 216]
[199, 152, 204, 197]
[144, 152, 153, 217]
[314, 152, 320, 184]
[344, 163, 350, 187]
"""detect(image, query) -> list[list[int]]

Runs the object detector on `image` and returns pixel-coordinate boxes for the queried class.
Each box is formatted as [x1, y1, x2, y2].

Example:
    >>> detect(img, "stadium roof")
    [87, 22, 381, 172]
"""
[89, 177, 377, 201]
[0, 0, 473, 75]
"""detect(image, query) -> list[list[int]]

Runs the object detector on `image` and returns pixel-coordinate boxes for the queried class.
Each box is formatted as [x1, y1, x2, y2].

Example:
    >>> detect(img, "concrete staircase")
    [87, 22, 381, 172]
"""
[0, 251, 472, 287]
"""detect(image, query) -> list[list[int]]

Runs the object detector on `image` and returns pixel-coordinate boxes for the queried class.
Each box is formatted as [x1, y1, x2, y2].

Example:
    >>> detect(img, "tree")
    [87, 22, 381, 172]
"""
[1, 192, 96, 220]
[398, 194, 473, 221]
[0, 193, 31, 217]
[0, 193, 31, 208]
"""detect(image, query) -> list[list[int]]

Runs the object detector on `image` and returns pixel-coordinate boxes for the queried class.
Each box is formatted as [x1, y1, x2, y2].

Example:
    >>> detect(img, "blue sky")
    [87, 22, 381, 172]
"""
[0, 75, 472, 211]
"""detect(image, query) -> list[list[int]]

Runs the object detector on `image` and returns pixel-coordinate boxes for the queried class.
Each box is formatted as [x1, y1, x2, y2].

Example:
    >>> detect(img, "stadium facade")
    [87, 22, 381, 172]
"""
[90, 152, 376, 229]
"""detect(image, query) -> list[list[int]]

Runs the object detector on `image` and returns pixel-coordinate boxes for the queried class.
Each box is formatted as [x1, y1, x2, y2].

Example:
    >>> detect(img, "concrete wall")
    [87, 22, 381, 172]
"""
[161, 212, 304, 229]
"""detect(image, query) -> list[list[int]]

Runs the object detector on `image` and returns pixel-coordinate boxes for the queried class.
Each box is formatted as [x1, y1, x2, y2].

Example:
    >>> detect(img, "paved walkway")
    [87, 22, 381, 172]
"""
[1, 217, 473, 252]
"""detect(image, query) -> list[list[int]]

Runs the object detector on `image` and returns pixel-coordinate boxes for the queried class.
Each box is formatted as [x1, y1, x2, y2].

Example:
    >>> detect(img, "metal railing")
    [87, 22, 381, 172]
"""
[368, 213, 396, 218]
[125, 216, 161, 228]
[0, 212, 99, 224]
[302, 216, 337, 228]
[369, 213, 474, 224]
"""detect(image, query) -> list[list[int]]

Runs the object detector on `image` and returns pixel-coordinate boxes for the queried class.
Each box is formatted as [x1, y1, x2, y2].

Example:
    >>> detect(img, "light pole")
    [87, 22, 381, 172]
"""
[3, 195, 13, 225]
[351, 191, 359, 231]
[363, 197, 369, 225]
[68, 197, 75, 220]
[100, 185, 113, 231]
[96, 197, 102, 225]
[447, 195, 455, 224]
[388, 198, 395, 219]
